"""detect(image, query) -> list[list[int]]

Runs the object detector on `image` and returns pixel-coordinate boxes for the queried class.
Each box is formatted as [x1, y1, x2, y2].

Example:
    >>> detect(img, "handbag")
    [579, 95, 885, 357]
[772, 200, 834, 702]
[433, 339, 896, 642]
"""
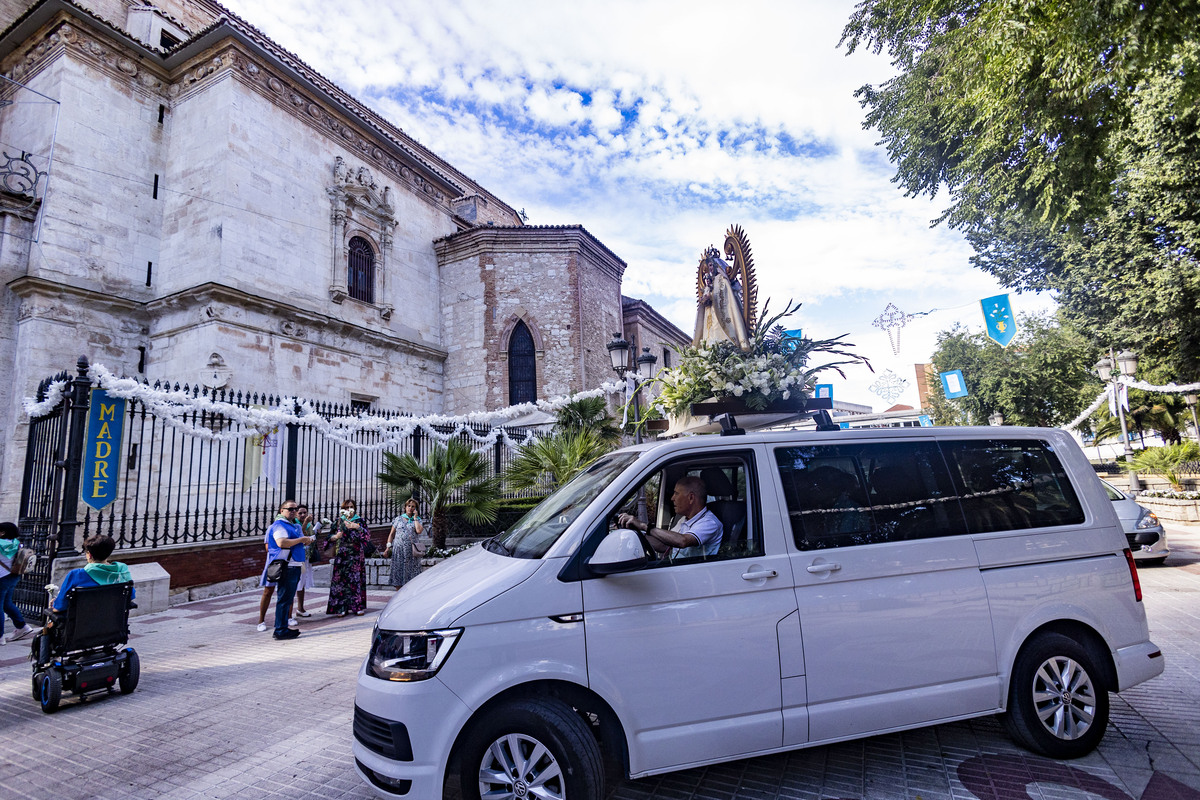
[265, 549, 291, 583]
[364, 540, 377, 559]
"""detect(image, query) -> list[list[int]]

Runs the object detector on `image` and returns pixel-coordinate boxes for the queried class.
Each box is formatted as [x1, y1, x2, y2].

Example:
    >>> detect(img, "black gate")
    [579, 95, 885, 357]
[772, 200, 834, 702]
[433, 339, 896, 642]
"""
[14, 358, 91, 623]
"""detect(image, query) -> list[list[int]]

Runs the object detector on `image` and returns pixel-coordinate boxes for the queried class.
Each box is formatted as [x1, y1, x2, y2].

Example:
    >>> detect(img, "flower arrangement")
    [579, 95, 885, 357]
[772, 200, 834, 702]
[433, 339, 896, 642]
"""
[648, 300, 870, 417]
[1138, 489, 1200, 500]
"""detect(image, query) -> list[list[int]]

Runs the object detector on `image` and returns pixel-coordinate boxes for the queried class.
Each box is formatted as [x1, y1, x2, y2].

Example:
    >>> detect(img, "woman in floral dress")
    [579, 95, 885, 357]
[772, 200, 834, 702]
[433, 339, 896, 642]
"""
[386, 498, 425, 589]
[325, 498, 370, 616]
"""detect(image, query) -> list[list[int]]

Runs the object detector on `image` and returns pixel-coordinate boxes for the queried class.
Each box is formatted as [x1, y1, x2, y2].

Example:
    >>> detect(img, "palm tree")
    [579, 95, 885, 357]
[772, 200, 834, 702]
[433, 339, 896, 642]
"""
[554, 396, 623, 444]
[1124, 441, 1200, 491]
[503, 428, 609, 493]
[378, 439, 500, 550]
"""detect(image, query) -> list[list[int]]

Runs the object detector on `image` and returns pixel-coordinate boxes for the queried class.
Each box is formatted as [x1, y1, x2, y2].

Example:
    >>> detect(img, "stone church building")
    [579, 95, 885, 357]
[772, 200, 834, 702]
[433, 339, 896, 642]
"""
[0, 0, 687, 513]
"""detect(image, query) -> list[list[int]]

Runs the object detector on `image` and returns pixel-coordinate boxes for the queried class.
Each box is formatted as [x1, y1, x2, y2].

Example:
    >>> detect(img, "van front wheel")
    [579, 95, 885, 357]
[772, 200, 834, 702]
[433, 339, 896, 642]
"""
[459, 697, 603, 800]
[1002, 632, 1109, 759]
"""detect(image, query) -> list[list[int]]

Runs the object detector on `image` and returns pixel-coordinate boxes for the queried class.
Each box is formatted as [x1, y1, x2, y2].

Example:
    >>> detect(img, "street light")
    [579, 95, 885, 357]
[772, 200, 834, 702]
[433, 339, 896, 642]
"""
[607, 334, 657, 444]
[1095, 349, 1140, 492]
[1186, 394, 1200, 444]
[988, 411, 1004, 427]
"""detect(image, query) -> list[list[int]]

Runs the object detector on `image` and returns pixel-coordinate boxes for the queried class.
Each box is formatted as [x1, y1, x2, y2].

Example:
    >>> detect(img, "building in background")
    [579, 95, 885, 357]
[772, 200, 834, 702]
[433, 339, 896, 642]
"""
[0, 0, 677, 516]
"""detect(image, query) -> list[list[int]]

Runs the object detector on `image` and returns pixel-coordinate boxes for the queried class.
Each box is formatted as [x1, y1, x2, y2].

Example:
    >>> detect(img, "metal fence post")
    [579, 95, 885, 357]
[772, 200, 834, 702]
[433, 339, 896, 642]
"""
[285, 400, 299, 501]
[56, 356, 92, 556]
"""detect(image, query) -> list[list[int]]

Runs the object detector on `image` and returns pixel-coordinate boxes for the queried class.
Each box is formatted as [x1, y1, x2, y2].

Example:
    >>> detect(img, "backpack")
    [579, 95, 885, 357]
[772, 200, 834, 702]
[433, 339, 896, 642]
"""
[2, 547, 35, 576]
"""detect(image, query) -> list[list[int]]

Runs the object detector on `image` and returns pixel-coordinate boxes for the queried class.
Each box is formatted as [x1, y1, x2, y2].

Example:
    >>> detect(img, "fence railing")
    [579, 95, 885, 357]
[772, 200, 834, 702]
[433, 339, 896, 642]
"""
[74, 381, 532, 550]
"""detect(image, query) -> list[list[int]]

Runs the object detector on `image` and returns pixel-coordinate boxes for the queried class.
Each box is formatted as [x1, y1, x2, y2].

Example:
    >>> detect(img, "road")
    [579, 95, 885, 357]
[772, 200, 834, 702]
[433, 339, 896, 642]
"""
[1, 528, 1197, 800]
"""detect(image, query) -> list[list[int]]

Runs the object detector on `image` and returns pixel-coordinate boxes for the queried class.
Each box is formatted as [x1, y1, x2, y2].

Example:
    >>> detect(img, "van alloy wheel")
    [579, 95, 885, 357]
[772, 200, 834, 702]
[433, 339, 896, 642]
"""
[1002, 632, 1109, 759]
[1032, 655, 1097, 741]
[459, 698, 603, 800]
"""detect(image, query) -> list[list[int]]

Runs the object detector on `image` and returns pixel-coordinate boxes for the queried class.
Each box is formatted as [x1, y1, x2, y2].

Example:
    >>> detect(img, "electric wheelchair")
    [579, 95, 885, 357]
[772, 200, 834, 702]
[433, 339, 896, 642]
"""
[30, 581, 140, 713]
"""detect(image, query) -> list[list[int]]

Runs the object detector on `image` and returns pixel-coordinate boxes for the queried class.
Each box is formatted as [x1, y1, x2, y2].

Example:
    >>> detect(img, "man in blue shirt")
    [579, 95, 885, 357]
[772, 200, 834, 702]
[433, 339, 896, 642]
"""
[267, 501, 314, 640]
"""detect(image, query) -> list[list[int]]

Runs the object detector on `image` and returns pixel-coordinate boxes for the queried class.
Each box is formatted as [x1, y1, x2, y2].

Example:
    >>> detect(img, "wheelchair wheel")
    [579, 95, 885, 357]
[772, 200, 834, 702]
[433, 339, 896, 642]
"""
[39, 669, 62, 713]
[32, 671, 42, 701]
[119, 649, 140, 694]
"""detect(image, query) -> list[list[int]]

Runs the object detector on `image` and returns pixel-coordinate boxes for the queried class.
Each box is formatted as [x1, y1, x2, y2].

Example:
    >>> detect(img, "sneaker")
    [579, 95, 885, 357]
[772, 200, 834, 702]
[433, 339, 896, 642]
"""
[355, 610, 366, 616]
[288, 618, 299, 629]
[273, 629, 300, 640]
[8, 625, 38, 642]
[296, 610, 311, 617]
[256, 622, 268, 632]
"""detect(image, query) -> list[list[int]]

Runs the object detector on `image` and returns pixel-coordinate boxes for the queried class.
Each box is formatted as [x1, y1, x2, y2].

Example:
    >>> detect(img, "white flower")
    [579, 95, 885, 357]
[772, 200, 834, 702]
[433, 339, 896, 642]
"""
[782, 390, 790, 400]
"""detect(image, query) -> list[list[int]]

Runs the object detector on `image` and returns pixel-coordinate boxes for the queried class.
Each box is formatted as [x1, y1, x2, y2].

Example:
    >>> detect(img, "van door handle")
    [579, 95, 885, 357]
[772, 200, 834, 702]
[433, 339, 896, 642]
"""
[741, 569, 778, 581]
[806, 562, 842, 574]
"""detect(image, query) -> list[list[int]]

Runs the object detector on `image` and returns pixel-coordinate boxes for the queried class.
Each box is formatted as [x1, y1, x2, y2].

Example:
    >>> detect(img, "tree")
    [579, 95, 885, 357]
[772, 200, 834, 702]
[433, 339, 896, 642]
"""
[378, 439, 500, 550]
[842, 2, 1200, 375]
[1093, 392, 1189, 446]
[1122, 441, 1200, 490]
[503, 428, 610, 493]
[553, 396, 622, 444]
[928, 313, 1100, 427]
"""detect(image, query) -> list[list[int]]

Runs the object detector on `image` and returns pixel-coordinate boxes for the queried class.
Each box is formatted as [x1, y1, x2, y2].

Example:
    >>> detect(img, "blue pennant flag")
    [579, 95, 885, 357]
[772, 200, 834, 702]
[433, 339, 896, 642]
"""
[940, 370, 968, 399]
[981, 294, 1017, 347]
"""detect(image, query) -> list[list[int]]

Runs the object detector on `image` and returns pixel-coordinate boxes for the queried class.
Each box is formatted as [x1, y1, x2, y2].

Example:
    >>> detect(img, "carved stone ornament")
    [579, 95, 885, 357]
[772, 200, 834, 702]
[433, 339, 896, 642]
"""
[200, 353, 232, 389]
[10, 23, 169, 96]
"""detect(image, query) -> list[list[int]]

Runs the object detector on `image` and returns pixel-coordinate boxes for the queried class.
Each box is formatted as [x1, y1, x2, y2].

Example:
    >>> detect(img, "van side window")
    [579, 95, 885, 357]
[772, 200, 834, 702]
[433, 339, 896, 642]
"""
[941, 440, 1085, 533]
[611, 453, 762, 565]
[775, 443, 967, 550]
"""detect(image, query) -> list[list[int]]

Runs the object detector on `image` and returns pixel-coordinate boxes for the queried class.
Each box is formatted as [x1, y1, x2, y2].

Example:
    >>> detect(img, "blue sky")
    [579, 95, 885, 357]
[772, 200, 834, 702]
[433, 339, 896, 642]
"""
[221, 0, 1052, 411]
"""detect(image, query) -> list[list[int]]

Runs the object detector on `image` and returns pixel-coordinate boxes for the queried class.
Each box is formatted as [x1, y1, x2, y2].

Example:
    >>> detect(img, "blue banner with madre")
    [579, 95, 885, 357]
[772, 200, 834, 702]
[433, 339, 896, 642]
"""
[981, 294, 1017, 347]
[81, 389, 125, 510]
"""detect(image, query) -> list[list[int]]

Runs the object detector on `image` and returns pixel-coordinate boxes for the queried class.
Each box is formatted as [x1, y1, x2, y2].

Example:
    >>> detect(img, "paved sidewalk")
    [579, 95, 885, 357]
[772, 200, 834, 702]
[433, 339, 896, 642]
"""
[0, 531, 1197, 800]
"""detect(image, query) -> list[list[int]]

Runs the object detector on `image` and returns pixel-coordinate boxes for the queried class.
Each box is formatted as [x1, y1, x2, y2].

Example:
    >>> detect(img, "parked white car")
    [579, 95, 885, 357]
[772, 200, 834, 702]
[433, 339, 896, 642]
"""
[353, 427, 1163, 800]
[1100, 479, 1169, 565]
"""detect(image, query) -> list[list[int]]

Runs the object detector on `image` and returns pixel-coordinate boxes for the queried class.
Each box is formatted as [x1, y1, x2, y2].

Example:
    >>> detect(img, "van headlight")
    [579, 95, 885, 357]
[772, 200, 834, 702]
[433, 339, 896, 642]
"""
[367, 627, 462, 681]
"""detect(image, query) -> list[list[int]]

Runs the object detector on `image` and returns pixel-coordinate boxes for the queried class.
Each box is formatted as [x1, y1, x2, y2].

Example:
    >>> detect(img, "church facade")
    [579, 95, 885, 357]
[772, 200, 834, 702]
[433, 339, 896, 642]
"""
[0, 0, 687, 516]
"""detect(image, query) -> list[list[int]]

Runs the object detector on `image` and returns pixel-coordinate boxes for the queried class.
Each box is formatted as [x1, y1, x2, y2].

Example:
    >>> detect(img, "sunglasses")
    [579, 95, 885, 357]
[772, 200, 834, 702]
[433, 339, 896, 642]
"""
[282, 506, 298, 511]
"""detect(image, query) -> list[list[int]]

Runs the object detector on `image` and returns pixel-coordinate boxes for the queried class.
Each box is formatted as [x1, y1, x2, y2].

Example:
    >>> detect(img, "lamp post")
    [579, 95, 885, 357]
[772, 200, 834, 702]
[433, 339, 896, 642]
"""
[1095, 349, 1140, 492]
[1186, 394, 1200, 445]
[607, 334, 657, 444]
[988, 411, 1004, 427]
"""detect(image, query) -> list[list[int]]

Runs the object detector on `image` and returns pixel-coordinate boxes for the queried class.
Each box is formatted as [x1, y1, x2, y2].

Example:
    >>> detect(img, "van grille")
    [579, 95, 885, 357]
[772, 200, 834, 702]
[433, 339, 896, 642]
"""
[354, 705, 413, 761]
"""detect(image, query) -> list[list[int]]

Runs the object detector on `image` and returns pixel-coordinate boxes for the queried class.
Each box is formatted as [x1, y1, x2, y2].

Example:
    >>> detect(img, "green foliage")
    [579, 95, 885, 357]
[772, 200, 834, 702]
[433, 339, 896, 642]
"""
[1093, 392, 1190, 446]
[651, 300, 870, 416]
[928, 312, 1100, 427]
[553, 396, 622, 444]
[377, 439, 500, 549]
[842, 2, 1200, 376]
[1123, 441, 1200, 490]
[503, 428, 610, 493]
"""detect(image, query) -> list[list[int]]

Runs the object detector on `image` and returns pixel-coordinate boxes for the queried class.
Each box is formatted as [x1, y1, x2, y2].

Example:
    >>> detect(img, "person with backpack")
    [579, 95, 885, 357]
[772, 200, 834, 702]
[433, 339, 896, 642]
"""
[0, 521, 39, 645]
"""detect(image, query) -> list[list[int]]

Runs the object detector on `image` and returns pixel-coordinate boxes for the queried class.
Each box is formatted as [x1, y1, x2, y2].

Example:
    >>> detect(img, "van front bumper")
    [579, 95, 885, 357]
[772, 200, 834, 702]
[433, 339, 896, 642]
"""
[353, 661, 472, 798]
[1113, 640, 1165, 691]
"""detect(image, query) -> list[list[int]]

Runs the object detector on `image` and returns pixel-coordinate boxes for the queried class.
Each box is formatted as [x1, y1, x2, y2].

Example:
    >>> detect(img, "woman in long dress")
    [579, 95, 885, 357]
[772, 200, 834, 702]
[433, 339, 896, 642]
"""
[325, 498, 370, 616]
[694, 253, 752, 351]
[386, 498, 425, 589]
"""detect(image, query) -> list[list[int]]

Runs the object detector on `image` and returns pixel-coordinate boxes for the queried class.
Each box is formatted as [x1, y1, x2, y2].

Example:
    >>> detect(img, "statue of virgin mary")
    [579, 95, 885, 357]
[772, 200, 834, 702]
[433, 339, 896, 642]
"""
[693, 227, 757, 352]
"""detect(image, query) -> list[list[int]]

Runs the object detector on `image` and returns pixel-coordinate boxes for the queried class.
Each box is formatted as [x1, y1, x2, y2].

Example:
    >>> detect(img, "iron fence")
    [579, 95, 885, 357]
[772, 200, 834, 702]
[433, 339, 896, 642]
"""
[70, 382, 533, 550]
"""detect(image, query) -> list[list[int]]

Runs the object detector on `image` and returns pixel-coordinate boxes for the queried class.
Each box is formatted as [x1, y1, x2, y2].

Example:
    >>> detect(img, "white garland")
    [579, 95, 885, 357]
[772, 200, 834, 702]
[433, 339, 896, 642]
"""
[1061, 377, 1200, 432]
[21, 379, 67, 418]
[20, 364, 623, 455]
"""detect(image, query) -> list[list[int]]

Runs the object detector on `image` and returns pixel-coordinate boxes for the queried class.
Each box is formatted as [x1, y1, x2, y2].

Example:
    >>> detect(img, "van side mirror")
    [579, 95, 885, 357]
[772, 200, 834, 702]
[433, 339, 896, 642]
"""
[587, 529, 649, 575]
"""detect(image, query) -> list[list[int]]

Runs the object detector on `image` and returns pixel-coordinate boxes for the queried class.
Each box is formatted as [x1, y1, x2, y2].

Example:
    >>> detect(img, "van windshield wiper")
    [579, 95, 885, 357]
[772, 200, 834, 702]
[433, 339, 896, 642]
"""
[483, 535, 513, 556]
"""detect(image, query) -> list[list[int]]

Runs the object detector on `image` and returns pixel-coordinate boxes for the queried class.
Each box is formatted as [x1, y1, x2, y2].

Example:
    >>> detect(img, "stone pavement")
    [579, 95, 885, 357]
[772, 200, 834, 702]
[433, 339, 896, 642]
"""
[1, 530, 1198, 800]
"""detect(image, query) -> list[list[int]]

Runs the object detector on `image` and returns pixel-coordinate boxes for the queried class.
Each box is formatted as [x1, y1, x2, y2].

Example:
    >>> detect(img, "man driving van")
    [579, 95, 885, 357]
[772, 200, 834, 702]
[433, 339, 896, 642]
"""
[618, 475, 722, 560]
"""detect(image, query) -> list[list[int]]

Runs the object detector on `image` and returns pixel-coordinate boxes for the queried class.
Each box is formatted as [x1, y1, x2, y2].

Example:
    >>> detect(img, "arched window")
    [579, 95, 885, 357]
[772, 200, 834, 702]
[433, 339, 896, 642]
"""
[347, 236, 375, 303]
[508, 321, 537, 404]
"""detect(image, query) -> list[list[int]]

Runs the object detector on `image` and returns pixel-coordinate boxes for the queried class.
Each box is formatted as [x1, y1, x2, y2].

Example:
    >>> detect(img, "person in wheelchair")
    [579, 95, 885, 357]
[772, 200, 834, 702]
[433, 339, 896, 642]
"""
[32, 533, 139, 712]
[36, 534, 135, 661]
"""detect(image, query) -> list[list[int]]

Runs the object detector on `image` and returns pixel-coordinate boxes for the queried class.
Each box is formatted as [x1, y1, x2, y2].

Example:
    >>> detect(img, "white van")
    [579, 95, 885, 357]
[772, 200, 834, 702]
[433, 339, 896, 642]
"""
[353, 427, 1163, 800]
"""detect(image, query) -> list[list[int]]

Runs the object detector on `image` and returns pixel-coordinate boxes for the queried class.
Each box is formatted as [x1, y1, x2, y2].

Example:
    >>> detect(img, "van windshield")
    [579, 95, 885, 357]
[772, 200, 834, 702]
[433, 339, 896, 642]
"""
[486, 451, 639, 559]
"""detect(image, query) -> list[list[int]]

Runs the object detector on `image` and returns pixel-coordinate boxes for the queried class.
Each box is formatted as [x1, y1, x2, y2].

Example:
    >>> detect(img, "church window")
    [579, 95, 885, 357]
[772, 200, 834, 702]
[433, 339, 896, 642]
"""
[348, 237, 375, 304]
[508, 321, 537, 404]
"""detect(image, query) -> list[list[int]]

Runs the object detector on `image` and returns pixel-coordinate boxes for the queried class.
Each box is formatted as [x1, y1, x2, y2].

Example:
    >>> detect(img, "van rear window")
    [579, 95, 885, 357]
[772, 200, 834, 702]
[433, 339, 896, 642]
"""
[775, 438, 1086, 550]
[940, 440, 1085, 533]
